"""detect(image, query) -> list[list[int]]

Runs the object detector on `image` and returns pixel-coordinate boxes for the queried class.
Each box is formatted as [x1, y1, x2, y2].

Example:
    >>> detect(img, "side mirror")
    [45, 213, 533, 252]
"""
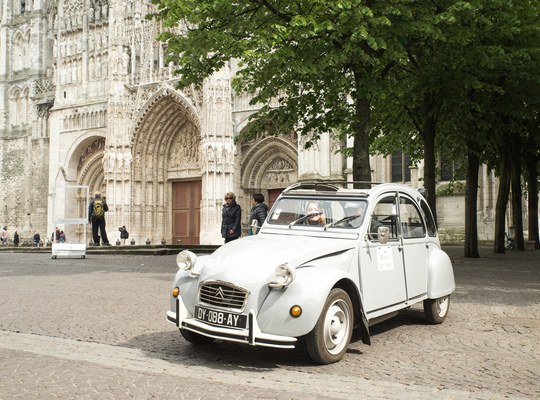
[378, 226, 390, 245]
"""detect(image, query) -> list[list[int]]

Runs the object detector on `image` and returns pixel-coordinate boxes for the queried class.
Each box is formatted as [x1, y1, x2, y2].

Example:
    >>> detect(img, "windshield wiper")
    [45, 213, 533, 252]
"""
[288, 212, 321, 229]
[324, 215, 361, 230]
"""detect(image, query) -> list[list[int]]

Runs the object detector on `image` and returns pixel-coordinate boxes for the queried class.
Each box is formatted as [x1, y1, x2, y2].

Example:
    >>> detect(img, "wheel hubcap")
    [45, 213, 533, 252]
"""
[436, 296, 449, 316]
[323, 300, 351, 355]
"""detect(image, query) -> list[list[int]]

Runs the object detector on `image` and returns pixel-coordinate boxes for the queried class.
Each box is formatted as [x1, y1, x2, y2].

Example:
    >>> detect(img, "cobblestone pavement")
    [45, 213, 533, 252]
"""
[0, 247, 538, 399]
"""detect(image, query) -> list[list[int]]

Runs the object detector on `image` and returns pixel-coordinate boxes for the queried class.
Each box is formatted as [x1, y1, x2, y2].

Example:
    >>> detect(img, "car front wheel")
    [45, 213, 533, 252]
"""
[423, 295, 450, 324]
[306, 288, 354, 364]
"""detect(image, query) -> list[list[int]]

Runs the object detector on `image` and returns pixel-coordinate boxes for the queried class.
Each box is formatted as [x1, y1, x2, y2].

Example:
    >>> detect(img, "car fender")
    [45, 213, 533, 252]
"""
[428, 246, 456, 299]
[257, 267, 359, 338]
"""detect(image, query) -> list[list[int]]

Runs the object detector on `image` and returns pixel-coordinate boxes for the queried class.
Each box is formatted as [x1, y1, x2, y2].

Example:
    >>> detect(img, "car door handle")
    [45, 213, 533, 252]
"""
[398, 244, 403, 251]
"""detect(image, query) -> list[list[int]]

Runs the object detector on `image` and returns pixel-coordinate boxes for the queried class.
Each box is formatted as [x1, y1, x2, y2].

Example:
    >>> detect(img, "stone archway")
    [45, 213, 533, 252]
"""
[50, 136, 106, 244]
[240, 135, 298, 210]
[76, 137, 106, 195]
[131, 90, 201, 244]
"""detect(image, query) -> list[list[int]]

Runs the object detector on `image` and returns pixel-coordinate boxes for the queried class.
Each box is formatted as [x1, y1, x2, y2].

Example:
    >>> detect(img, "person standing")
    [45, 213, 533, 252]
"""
[248, 193, 268, 234]
[13, 231, 20, 247]
[88, 191, 110, 246]
[221, 192, 241, 243]
[34, 231, 41, 247]
[54, 227, 60, 243]
[1, 226, 8, 245]
[119, 225, 129, 245]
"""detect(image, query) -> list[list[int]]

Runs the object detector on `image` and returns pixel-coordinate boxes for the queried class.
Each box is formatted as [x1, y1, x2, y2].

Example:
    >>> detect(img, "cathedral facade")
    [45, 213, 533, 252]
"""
[0, 0, 502, 245]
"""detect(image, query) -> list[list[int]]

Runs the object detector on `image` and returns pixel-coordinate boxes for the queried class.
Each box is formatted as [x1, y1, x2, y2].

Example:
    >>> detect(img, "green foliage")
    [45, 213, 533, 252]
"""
[371, 0, 540, 174]
[150, 0, 540, 185]
[150, 0, 409, 145]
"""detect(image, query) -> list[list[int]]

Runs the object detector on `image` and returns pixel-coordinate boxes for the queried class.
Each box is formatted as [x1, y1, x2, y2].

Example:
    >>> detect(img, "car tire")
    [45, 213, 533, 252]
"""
[180, 328, 215, 345]
[423, 295, 450, 324]
[306, 288, 354, 364]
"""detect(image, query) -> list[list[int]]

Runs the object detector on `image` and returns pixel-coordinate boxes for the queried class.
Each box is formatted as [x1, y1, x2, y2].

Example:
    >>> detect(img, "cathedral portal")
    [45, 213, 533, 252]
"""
[130, 89, 201, 245]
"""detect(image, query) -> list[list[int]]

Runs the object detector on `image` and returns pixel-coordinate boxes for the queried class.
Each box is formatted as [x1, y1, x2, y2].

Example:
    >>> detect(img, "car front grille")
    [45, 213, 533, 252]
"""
[198, 281, 248, 311]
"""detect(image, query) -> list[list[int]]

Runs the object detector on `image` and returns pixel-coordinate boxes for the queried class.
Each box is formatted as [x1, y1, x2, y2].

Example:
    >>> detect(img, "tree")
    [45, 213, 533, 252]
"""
[372, 0, 540, 256]
[151, 0, 412, 185]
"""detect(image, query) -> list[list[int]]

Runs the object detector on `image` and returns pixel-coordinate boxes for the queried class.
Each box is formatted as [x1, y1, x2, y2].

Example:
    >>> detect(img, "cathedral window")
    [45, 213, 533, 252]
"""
[391, 152, 411, 183]
[440, 156, 465, 182]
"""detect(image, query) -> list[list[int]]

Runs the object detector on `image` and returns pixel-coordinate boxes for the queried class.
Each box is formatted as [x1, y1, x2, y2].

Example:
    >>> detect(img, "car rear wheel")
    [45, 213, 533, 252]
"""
[423, 295, 450, 324]
[306, 288, 354, 364]
[180, 328, 215, 345]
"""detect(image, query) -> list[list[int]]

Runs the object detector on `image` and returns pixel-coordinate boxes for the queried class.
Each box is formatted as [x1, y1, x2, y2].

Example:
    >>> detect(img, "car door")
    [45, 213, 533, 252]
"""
[360, 193, 407, 317]
[398, 193, 428, 302]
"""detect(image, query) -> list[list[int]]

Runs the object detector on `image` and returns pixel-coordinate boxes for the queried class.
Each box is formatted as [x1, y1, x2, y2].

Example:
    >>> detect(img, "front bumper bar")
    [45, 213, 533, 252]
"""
[166, 298, 297, 349]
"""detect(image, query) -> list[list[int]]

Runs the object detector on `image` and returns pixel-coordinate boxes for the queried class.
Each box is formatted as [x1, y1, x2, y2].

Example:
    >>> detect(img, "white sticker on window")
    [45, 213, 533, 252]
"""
[271, 209, 282, 220]
[377, 246, 394, 271]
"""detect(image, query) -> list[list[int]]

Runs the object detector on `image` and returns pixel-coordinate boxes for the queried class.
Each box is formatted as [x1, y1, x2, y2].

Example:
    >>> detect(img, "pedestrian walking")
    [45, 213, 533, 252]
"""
[13, 231, 19, 247]
[221, 192, 241, 243]
[88, 191, 110, 246]
[248, 193, 268, 234]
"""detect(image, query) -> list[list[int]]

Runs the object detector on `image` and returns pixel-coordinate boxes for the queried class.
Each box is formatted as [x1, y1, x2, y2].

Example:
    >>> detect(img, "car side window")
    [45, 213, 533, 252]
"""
[420, 199, 437, 237]
[369, 194, 399, 240]
[398, 196, 426, 239]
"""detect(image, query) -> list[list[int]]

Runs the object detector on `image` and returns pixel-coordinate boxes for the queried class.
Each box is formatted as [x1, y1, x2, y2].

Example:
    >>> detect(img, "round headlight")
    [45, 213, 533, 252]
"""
[274, 263, 295, 287]
[176, 250, 197, 271]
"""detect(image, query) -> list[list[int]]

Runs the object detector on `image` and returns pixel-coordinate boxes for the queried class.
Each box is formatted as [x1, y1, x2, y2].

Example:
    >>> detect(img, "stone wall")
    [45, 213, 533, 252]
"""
[0, 134, 49, 242]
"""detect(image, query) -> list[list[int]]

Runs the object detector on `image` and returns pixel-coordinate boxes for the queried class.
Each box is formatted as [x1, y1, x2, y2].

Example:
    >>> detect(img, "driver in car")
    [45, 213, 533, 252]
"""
[305, 201, 326, 225]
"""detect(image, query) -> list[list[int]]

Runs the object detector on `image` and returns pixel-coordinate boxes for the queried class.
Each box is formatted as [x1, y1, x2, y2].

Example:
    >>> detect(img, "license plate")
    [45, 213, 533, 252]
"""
[194, 305, 247, 329]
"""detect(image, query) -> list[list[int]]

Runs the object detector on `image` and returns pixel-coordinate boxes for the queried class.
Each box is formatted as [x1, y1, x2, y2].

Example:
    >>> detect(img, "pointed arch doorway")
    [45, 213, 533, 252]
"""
[131, 88, 202, 245]
[172, 180, 201, 245]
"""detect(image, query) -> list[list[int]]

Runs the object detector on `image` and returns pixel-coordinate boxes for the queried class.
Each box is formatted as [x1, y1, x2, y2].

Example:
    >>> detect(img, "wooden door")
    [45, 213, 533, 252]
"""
[267, 188, 284, 210]
[172, 181, 201, 245]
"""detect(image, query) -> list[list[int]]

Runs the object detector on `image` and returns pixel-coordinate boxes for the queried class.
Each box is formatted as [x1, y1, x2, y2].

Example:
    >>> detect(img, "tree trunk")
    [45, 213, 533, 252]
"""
[352, 96, 372, 188]
[421, 93, 437, 223]
[494, 133, 511, 253]
[524, 153, 539, 249]
[509, 133, 525, 251]
[464, 151, 480, 258]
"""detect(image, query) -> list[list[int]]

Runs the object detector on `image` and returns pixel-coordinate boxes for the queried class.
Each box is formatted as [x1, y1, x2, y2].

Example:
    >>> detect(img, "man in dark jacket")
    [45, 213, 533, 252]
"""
[221, 192, 242, 243]
[249, 193, 268, 234]
[88, 191, 110, 246]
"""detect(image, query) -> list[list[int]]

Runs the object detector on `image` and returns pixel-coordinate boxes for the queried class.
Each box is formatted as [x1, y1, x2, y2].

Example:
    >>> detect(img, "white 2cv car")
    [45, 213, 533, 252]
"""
[166, 182, 455, 364]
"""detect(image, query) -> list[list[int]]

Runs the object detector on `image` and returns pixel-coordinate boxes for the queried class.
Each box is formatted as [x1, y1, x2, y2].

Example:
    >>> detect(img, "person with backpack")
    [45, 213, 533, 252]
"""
[88, 191, 110, 246]
[118, 225, 129, 245]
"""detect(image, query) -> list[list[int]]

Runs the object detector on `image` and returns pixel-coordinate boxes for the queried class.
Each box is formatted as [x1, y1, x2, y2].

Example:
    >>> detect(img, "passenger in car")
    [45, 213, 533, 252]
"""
[343, 202, 366, 228]
[305, 201, 326, 225]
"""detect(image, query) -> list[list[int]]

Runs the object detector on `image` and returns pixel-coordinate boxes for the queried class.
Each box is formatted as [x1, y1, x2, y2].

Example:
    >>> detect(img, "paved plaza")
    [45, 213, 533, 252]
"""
[0, 246, 538, 399]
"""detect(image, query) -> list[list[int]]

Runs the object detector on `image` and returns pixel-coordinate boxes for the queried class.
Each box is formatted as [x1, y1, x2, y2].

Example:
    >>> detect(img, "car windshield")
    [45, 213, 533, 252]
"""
[267, 197, 368, 229]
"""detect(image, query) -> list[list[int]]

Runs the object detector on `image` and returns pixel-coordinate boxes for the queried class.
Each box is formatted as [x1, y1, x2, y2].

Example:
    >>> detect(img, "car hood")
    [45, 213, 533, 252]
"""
[199, 234, 356, 284]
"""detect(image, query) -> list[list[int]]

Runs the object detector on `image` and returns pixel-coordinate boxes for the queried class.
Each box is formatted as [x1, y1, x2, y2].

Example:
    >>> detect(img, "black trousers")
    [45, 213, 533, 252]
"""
[91, 218, 109, 245]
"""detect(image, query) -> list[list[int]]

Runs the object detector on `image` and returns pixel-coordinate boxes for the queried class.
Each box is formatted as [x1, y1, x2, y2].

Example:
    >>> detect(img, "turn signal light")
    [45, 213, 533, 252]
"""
[172, 287, 179, 298]
[290, 305, 302, 318]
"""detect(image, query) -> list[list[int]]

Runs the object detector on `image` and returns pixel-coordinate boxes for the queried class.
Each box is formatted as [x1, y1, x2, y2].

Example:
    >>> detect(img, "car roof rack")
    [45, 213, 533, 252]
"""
[283, 181, 384, 194]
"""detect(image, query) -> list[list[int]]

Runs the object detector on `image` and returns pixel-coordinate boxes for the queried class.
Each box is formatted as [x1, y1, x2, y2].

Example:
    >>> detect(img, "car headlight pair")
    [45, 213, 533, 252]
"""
[269, 263, 295, 289]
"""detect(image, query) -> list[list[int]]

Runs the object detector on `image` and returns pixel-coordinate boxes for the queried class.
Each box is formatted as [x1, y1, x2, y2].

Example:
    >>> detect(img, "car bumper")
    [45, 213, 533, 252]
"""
[166, 298, 297, 349]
